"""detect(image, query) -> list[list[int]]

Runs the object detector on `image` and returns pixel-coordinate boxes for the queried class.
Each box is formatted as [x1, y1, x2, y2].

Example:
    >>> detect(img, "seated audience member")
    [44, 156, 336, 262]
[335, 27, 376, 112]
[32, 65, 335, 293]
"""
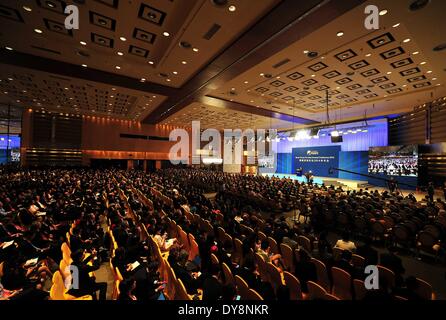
[294, 250, 317, 292]
[112, 247, 129, 277]
[356, 238, 378, 266]
[202, 264, 223, 301]
[153, 226, 176, 252]
[334, 250, 356, 278]
[118, 278, 137, 301]
[68, 249, 107, 300]
[221, 284, 237, 301]
[219, 240, 235, 269]
[132, 259, 165, 301]
[237, 255, 262, 291]
[380, 247, 405, 288]
[334, 231, 356, 252]
[172, 250, 201, 294]
[317, 231, 333, 260]
[257, 240, 282, 267]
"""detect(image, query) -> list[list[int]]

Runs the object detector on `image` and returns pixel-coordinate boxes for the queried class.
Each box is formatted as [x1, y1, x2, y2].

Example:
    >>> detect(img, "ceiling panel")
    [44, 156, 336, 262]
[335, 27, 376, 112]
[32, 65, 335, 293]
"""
[0, 0, 279, 88]
[210, 0, 446, 126]
[160, 102, 294, 130]
[0, 64, 166, 120]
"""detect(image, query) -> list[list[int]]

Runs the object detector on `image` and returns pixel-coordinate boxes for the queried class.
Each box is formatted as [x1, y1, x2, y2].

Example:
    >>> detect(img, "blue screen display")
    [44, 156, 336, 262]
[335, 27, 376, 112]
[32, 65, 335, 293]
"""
[0, 135, 21, 164]
[292, 146, 341, 177]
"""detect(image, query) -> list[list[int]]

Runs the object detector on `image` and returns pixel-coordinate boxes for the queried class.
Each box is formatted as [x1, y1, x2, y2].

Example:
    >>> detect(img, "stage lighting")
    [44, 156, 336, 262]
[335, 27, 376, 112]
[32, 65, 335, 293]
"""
[331, 130, 340, 137]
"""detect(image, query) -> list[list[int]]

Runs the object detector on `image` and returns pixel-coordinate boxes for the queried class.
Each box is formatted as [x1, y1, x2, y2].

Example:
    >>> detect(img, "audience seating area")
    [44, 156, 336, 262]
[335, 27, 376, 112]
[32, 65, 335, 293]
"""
[0, 168, 444, 300]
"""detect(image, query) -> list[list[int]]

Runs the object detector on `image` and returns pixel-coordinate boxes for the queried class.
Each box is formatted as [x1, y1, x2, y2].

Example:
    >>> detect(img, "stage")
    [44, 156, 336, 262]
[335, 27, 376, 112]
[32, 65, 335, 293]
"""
[262, 173, 367, 188]
[260, 173, 444, 201]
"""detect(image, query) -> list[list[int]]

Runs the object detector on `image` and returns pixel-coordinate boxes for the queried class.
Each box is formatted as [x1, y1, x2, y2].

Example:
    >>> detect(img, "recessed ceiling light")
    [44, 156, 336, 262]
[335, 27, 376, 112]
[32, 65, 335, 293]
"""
[173, 71, 178, 75]
[5, 46, 13, 51]
[181, 61, 187, 65]
[80, 41, 87, 46]
[163, 32, 170, 37]
[387, 71, 392, 75]
[402, 84, 407, 87]
[34, 28, 43, 34]
[166, 79, 171, 82]
[303, 50, 309, 54]
[420, 61, 426, 65]
[115, 66, 121, 69]
[336, 31, 344, 37]
[311, 74, 316, 77]
[81, 64, 87, 67]
[393, 23, 400, 28]
[426, 70, 432, 73]
[244, 81, 248, 84]
[412, 51, 419, 55]
[432, 78, 437, 81]
[148, 61, 154, 65]
[192, 48, 199, 52]
[260, 73, 264, 76]
[117, 52, 124, 56]
[436, 84, 441, 86]
[112, 88, 116, 91]
[152, 95, 156, 98]
[365, 53, 372, 57]
[64, 87, 69, 90]
[403, 38, 411, 43]
[23, 6, 32, 12]
[379, 9, 388, 16]
[119, 37, 127, 41]
[140, 78, 146, 82]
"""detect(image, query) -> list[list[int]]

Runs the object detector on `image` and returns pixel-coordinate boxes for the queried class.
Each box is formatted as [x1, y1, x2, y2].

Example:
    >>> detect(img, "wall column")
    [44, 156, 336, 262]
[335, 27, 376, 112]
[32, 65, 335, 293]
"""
[143, 160, 148, 172]
[127, 159, 134, 170]
[156, 160, 162, 170]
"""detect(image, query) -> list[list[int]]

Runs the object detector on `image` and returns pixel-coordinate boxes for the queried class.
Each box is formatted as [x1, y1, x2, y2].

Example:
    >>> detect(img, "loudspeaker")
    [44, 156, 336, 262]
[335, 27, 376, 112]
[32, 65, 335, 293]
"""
[331, 136, 343, 143]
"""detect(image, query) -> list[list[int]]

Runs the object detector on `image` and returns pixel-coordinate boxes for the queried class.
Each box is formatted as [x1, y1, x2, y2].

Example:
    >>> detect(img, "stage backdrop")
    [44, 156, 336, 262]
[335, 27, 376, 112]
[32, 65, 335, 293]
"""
[338, 151, 369, 180]
[292, 146, 341, 178]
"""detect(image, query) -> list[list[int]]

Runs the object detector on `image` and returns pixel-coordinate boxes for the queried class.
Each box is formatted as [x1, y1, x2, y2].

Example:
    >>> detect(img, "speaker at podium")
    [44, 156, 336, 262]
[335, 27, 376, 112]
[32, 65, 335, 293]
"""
[296, 167, 303, 177]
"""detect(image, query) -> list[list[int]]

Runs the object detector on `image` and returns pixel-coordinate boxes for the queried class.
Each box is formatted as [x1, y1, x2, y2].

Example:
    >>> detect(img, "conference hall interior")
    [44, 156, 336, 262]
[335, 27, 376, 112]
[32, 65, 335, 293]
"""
[1, 0, 446, 302]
